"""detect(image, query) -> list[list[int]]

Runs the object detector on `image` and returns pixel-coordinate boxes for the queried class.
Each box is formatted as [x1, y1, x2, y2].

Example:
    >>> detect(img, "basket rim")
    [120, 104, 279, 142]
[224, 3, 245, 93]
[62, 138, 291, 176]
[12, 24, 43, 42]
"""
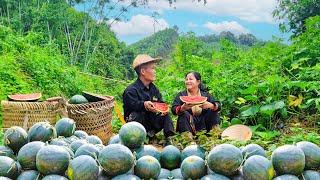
[8, 92, 42, 101]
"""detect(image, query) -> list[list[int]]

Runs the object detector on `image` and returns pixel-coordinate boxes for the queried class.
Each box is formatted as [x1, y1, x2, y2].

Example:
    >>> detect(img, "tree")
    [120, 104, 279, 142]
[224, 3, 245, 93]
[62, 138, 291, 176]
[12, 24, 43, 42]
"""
[238, 33, 257, 46]
[273, 0, 320, 36]
[219, 31, 238, 43]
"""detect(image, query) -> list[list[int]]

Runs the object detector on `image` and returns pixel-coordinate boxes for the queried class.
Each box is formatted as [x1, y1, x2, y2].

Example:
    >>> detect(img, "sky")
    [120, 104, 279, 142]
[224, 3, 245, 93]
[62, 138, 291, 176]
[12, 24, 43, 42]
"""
[76, 0, 290, 45]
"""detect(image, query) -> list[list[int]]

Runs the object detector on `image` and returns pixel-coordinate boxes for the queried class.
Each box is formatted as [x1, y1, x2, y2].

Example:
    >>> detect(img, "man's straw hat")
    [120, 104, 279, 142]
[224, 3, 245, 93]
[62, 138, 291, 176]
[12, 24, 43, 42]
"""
[221, 124, 252, 141]
[132, 54, 161, 69]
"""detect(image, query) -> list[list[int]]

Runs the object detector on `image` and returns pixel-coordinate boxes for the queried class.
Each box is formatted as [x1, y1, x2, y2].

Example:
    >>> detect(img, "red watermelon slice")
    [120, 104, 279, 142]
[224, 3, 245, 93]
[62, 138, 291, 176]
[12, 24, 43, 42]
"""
[8, 93, 42, 102]
[180, 96, 207, 105]
[153, 102, 169, 113]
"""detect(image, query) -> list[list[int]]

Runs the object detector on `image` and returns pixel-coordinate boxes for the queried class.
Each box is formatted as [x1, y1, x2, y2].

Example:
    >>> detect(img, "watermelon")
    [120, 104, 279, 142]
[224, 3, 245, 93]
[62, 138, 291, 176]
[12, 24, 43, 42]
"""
[17, 141, 45, 170]
[0, 156, 20, 179]
[50, 137, 70, 147]
[181, 155, 206, 179]
[296, 141, 320, 169]
[161, 145, 181, 170]
[95, 144, 105, 151]
[181, 144, 206, 161]
[0, 146, 15, 159]
[75, 143, 100, 159]
[98, 144, 134, 177]
[231, 169, 245, 180]
[74, 130, 88, 139]
[207, 144, 243, 176]
[4, 126, 28, 153]
[111, 174, 141, 180]
[108, 134, 120, 145]
[0, 177, 12, 180]
[201, 174, 230, 180]
[42, 175, 68, 180]
[158, 168, 171, 179]
[55, 118, 76, 137]
[87, 135, 103, 145]
[28, 122, 57, 142]
[67, 155, 99, 180]
[242, 155, 274, 180]
[271, 145, 305, 175]
[180, 96, 207, 105]
[153, 102, 169, 113]
[241, 144, 267, 159]
[69, 95, 89, 104]
[17, 170, 39, 180]
[135, 145, 161, 161]
[273, 174, 299, 180]
[134, 155, 161, 179]
[119, 122, 146, 149]
[64, 135, 80, 144]
[70, 139, 88, 152]
[63, 146, 75, 159]
[302, 170, 320, 180]
[170, 168, 183, 179]
[36, 145, 70, 175]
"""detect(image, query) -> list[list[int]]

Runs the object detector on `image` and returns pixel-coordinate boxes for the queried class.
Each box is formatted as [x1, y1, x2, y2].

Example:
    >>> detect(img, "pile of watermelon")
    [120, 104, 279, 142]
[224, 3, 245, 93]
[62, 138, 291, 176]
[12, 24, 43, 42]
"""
[1, 119, 320, 180]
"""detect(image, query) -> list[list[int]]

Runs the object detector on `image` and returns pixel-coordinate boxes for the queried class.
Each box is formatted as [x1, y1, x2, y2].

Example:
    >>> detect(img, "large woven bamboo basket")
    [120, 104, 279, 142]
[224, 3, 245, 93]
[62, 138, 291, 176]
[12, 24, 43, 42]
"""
[1, 100, 62, 130]
[66, 92, 114, 144]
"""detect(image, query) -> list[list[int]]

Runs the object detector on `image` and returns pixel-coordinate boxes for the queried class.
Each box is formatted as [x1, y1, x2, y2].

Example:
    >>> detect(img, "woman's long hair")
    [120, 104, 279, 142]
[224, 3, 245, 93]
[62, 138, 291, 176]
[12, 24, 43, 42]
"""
[185, 71, 209, 92]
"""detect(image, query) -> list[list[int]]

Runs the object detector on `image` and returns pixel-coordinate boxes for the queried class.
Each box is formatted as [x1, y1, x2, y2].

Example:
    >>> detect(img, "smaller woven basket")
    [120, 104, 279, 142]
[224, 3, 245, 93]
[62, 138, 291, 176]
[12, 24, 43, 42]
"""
[66, 92, 114, 144]
[1, 100, 62, 129]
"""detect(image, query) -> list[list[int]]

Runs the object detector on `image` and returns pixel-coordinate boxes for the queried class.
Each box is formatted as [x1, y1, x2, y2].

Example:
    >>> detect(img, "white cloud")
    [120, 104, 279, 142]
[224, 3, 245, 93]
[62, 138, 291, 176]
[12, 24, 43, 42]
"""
[109, 14, 169, 36]
[118, 0, 277, 23]
[204, 21, 249, 35]
[187, 22, 198, 28]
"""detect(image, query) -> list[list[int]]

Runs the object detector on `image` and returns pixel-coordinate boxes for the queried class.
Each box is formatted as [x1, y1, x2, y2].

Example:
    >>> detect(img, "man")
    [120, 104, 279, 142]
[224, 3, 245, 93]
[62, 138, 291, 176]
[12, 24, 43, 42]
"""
[122, 54, 175, 143]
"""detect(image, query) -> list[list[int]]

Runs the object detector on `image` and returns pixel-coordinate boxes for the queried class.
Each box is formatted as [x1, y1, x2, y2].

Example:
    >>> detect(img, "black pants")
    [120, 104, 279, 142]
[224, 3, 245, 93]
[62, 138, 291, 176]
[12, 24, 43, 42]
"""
[127, 111, 175, 137]
[176, 110, 220, 135]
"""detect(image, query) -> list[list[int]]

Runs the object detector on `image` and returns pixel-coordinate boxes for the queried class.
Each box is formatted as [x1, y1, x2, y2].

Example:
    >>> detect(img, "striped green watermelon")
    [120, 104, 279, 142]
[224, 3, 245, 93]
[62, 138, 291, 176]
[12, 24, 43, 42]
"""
[98, 144, 134, 177]
[271, 145, 305, 176]
[74, 130, 88, 139]
[181, 155, 206, 179]
[87, 135, 103, 145]
[70, 139, 88, 152]
[241, 144, 267, 159]
[134, 155, 161, 179]
[161, 145, 181, 170]
[36, 145, 70, 175]
[273, 174, 299, 180]
[42, 174, 68, 180]
[201, 174, 230, 180]
[69, 95, 88, 104]
[28, 122, 57, 142]
[108, 134, 120, 145]
[135, 145, 161, 161]
[67, 155, 99, 180]
[170, 168, 183, 179]
[302, 170, 320, 180]
[50, 137, 70, 147]
[17, 170, 39, 180]
[207, 144, 243, 176]
[55, 118, 76, 137]
[242, 155, 274, 180]
[119, 122, 146, 149]
[111, 174, 141, 180]
[75, 143, 100, 159]
[296, 141, 320, 169]
[158, 168, 171, 179]
[0, 156, 20, 179]
[17, 141, 45, 170]
[4, 126, 28, 153]
[181, 144, 206, 161]
[0, 145, 15, 159]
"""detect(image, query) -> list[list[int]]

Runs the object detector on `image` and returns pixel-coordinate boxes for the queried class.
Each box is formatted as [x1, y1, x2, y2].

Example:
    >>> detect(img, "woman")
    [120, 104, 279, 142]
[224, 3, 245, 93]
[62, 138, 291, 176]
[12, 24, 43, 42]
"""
[171, 72, 220, 136]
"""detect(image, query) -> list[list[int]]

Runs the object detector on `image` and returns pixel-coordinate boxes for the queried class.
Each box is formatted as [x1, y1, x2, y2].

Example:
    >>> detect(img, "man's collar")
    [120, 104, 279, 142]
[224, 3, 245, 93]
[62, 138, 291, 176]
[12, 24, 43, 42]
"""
[137, 78, 153, 90]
